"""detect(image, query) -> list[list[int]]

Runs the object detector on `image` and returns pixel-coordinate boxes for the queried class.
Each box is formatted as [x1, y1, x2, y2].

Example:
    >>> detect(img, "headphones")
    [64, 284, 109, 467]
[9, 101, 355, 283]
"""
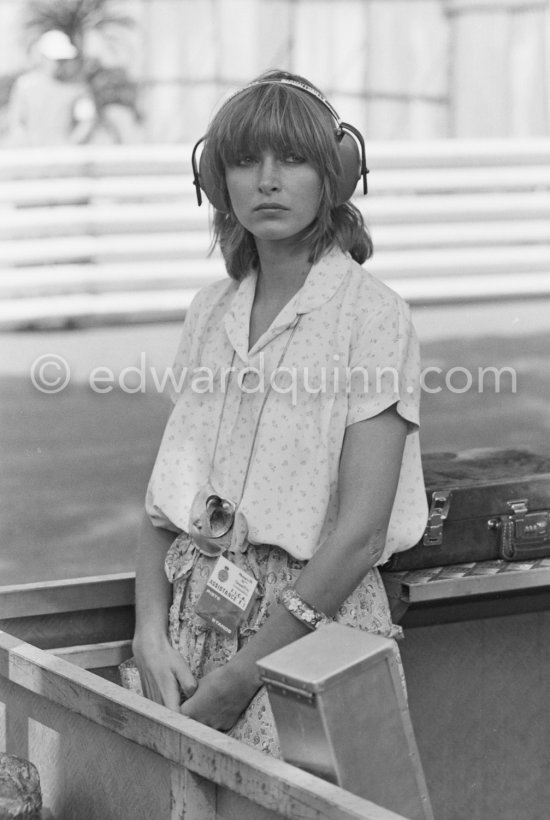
[191, 78, 369, 212]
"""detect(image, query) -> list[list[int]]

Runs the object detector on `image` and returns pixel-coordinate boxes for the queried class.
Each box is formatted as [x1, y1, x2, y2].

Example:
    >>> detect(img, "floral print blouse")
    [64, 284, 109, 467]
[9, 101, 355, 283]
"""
[145, 246, 428, 564]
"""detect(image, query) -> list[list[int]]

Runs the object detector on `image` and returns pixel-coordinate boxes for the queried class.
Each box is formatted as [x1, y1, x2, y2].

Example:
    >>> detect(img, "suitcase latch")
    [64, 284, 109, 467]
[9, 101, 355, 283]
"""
[488, 498, 550, 560]
[423, 490, 452, 547]
[506, 499, 549, 541]
[507, 498, 528, 530]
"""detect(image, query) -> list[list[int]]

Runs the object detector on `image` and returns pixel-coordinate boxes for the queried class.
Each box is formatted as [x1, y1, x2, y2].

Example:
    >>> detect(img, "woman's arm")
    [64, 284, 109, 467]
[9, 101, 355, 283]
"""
[180, 403, 407, 729]
[132, 511, 197, 710]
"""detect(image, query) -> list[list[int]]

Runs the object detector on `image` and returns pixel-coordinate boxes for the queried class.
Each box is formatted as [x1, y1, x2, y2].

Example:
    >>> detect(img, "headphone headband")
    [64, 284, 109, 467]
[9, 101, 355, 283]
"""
[192, 77, 369, 211]
[235, 78, 343, 126]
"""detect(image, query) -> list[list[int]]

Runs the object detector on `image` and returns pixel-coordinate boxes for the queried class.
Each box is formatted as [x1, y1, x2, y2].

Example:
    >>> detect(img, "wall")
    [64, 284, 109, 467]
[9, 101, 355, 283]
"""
[447, 0, 550, 137]
[0, 0, 549, 141]
[124, 0, 451, 141]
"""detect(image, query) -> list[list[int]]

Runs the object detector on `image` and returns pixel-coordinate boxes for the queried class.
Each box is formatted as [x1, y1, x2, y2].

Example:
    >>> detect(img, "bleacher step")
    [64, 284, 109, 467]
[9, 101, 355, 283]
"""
[2, 246, 549, 300]
[3, 271, 550, 331]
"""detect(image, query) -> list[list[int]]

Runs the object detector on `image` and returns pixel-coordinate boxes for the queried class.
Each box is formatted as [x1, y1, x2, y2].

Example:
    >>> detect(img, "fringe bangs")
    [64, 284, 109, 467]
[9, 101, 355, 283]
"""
[213, 83, 340, 182]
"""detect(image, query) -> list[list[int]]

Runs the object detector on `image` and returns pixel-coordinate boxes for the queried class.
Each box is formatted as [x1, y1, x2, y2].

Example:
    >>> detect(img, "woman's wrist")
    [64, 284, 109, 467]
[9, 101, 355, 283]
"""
[222, 656, 263, 702]
[132, 623, 169, 651]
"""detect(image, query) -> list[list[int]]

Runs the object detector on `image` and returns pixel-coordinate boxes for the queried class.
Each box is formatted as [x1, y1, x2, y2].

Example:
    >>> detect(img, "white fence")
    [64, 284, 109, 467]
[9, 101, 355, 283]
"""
[1, 140, 550, 329]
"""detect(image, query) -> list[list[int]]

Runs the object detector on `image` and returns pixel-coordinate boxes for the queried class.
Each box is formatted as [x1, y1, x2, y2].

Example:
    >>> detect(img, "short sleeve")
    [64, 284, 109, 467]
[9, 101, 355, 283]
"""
[144, 291, 203, 531]
[144, 279, 232, 531]
[166, 290, 204, 404]
[346, 296, 421, 430]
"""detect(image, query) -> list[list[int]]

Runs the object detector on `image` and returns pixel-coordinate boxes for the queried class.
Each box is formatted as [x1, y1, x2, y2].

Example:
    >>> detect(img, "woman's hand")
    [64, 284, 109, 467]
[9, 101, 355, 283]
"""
[179, 661, 260, 731]
[133, 631, 197, 711]
[132, 514, 196, 711]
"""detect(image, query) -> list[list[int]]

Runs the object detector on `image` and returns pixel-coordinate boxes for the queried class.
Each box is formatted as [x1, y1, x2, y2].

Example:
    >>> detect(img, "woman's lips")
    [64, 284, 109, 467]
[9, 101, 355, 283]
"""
[253, 203, 288, 211]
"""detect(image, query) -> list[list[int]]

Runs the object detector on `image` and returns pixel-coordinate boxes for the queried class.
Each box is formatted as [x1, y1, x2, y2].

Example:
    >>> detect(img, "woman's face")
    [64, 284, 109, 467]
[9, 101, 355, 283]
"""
[225, 149, 322, 244]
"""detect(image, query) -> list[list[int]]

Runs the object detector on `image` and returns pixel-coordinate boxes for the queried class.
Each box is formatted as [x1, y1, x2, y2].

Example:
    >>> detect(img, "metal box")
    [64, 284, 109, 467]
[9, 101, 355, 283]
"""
[258, 623, 433, 820]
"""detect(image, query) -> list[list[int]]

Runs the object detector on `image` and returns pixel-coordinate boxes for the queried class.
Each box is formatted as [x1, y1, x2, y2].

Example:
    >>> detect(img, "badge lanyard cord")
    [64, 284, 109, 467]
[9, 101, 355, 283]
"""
[208, 316, 302, 508]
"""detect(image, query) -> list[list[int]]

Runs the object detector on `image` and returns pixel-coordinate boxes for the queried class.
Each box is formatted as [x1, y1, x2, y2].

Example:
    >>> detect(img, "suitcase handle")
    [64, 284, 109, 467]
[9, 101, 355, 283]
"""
[489, 499, 550, 560]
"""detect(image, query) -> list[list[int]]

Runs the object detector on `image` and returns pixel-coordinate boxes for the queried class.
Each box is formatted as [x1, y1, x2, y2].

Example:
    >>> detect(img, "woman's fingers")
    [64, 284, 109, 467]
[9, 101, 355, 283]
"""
[172, 653, 198, 699]
[137, 665, 166, 703]
[134, 641, 196, 710]
[159, 674, 184, 711]
[137, 667, 162, 702]
[140, 665, 182, 711]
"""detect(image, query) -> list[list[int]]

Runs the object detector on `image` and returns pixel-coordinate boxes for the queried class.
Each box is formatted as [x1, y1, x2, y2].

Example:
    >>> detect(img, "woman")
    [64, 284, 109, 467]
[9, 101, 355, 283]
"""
[129, 70, 428, 756]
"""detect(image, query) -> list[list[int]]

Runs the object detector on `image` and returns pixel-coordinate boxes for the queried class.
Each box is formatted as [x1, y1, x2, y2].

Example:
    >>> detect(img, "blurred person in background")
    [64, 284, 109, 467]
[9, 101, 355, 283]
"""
[6, 29, 96, 146]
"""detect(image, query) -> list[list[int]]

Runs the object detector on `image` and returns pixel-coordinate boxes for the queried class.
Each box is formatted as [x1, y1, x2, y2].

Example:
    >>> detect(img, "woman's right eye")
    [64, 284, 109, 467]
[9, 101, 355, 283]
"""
[236, 155, 257, 166]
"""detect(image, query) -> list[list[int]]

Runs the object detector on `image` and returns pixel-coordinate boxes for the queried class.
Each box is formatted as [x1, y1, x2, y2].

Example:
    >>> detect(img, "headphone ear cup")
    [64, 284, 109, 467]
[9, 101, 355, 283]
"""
[198, 141, 229, 212]
[335, 132, 361, 205]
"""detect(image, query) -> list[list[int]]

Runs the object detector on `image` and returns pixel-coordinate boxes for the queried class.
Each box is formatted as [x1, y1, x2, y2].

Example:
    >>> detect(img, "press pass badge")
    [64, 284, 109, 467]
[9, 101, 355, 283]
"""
[195, 555, 257, 637]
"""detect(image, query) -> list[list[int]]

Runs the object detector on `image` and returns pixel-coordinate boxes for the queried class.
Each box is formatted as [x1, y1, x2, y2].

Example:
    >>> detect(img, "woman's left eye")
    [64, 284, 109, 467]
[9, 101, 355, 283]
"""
[284, 154, 305, 164]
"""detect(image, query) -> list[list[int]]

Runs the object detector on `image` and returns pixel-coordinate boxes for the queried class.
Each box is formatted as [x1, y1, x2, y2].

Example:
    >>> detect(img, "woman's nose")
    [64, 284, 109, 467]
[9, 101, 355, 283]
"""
[258, 155, 281, 192]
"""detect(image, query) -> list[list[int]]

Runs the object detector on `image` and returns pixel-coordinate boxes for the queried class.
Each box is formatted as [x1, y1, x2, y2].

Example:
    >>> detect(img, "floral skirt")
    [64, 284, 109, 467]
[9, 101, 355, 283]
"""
[121, 532, 404, 758]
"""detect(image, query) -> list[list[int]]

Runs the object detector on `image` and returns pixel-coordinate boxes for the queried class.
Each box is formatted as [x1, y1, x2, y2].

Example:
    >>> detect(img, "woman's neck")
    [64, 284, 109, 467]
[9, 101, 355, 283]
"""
[247, 241, 312, 350]
[254, 240, 312, 304]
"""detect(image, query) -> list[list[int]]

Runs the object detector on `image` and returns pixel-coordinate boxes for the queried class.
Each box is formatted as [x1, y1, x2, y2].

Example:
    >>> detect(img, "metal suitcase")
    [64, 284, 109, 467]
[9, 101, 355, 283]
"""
[384, 448, 550, 572]
[257, 623, 433, 820]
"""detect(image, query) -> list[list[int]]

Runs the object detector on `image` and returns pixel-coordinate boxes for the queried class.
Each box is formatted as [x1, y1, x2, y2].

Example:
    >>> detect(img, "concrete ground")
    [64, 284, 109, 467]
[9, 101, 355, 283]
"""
[2, 297, 549, 585]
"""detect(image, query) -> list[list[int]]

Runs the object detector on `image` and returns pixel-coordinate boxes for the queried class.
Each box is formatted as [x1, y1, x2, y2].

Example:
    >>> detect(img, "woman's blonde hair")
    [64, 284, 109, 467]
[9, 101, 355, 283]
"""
[203, 70, 373, 279]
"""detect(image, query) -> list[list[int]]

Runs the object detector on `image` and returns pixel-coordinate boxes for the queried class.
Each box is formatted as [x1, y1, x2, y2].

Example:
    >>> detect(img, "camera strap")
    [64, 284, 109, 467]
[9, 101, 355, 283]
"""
[208, 314, 302, 507]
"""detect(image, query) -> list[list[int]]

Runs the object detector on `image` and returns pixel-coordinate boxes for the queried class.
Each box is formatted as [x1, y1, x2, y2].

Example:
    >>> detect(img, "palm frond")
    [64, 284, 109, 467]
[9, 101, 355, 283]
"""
[22, 0, 134, 48]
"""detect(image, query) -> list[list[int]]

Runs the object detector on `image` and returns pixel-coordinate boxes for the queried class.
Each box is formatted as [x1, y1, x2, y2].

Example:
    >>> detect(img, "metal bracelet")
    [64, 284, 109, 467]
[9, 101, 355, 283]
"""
[280, 587, 332, 631]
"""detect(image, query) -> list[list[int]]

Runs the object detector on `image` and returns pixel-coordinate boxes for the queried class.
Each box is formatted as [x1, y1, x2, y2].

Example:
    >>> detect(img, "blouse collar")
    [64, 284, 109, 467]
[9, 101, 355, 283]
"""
[224, 246, 351, 359]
